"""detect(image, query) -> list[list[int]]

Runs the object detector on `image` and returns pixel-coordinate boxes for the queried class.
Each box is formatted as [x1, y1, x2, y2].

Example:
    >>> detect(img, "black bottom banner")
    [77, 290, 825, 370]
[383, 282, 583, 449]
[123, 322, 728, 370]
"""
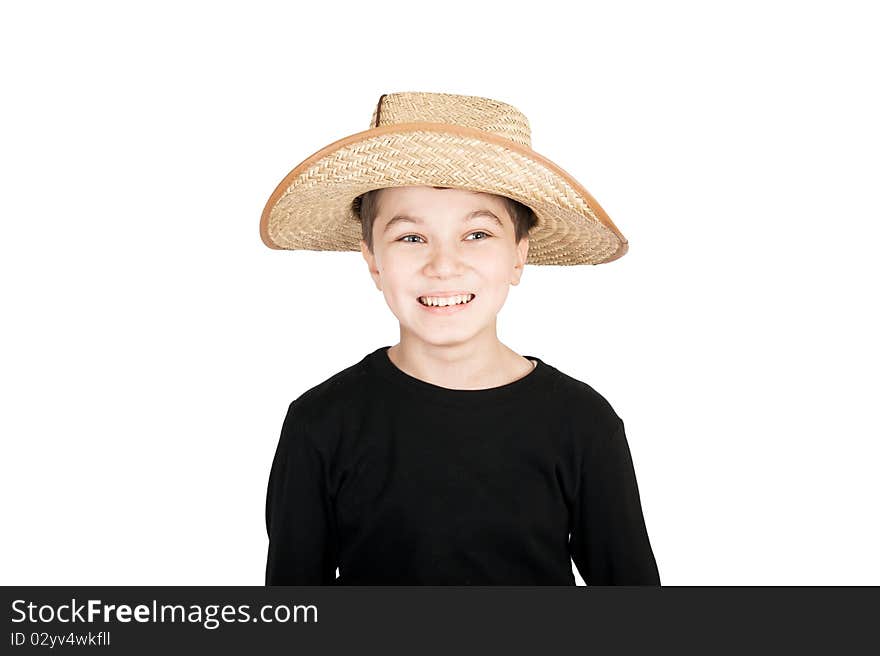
[2, 586, 876, 654]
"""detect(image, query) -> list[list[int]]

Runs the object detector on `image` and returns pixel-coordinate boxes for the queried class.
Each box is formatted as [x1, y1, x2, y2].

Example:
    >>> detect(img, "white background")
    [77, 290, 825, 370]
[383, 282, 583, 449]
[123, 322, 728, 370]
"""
[1, 0, 877, 585]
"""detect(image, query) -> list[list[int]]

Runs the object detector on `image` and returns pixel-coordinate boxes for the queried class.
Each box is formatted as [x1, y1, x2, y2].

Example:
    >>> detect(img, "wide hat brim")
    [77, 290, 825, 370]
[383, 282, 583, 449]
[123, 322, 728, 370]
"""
[260, 120, 628, 265]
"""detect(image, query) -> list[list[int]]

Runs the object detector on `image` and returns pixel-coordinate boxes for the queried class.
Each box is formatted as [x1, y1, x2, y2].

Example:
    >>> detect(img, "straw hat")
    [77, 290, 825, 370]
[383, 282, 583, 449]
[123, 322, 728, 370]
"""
[260, 91, 628, 265]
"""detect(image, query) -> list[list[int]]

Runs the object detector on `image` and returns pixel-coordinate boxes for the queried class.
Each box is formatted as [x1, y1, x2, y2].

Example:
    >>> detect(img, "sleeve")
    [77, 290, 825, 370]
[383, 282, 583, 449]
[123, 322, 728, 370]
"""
[569, 420, 661, 585]
[265, 402, 338, 585]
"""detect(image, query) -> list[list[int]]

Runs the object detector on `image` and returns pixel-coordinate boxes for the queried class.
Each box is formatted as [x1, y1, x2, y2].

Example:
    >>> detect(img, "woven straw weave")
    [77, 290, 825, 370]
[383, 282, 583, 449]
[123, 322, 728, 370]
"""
[261, 92, 628, 265]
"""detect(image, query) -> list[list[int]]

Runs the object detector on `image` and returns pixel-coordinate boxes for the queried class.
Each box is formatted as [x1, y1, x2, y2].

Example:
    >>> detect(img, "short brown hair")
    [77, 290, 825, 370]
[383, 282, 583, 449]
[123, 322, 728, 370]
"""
[352, 186, 538, 254]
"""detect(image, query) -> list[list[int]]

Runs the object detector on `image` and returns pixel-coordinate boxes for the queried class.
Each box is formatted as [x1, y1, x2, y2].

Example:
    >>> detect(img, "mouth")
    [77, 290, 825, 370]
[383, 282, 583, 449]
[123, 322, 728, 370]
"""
[417, 293, 476, 309]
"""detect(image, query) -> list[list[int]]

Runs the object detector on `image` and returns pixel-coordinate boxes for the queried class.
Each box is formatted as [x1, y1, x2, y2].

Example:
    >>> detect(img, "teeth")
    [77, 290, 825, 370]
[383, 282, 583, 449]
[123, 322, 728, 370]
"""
[419, 293, 474, 307]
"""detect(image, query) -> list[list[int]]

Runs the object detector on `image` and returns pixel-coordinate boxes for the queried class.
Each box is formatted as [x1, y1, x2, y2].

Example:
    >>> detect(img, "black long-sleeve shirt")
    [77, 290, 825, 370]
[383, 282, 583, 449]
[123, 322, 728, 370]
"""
[265, 345, 660, 585]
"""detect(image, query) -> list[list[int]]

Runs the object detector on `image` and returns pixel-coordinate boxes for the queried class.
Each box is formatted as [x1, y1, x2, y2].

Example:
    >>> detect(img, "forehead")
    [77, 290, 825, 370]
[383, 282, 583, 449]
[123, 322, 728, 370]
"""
[376, 186, 510, 229]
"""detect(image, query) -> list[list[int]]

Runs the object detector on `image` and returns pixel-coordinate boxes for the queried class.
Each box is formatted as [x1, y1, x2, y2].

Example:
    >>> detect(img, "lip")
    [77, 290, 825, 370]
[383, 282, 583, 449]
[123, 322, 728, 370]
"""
[417, 291, 475, 298]
[417, 292, 476, 315]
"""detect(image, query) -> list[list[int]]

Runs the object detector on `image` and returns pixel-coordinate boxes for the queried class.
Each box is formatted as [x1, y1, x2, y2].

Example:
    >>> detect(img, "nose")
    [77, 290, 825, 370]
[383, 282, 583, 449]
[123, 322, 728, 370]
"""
[423, 245, 465, 276]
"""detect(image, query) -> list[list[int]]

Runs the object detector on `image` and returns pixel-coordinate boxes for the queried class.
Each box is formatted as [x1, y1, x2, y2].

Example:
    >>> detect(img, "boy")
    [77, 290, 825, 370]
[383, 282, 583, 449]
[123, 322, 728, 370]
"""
[260, 91, 660, 585]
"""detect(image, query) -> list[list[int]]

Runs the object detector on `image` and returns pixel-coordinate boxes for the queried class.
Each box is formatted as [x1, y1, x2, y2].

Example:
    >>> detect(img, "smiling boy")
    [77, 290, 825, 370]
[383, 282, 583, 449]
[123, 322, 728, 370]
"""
[360, 185, 536, 389]
[261, 91, 660, 585]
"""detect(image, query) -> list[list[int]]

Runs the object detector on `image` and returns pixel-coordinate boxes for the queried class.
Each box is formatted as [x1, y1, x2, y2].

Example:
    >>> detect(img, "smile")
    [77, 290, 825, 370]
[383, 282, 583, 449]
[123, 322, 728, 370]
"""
[417, 293, 476, 314]
[417, 293, 475, 307]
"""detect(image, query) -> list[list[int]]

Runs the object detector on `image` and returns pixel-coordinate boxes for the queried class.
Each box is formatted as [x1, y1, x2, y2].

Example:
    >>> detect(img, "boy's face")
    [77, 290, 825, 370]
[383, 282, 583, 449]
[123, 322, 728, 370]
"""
[360, 185, 529, 347]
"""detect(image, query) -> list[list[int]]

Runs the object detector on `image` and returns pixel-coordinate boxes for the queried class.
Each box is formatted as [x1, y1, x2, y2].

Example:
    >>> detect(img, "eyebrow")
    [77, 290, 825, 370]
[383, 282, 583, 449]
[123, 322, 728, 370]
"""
[382, 209, 505, 234]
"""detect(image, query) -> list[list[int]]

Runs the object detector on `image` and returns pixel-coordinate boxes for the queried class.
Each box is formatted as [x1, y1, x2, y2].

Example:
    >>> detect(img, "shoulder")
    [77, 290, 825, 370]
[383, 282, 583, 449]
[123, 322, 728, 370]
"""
[280, 353, 373, 453]
[542, 360, 623, 438]
[286, 354, 371, 424]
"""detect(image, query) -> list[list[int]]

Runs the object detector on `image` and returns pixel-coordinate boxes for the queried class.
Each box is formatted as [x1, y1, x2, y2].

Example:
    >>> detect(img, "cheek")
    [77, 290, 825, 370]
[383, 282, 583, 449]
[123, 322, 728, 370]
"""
[480, 288, 510, 309]
[376, 266, 409, 294]
[382, 288, 416, 313]
[483, 264, 515, 289]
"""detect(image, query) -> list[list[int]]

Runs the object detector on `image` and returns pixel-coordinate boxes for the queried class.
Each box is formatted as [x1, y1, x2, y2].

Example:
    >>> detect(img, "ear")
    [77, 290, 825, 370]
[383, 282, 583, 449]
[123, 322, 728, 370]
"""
[511, 236, 529, 286]
[360, 239, 382, 290]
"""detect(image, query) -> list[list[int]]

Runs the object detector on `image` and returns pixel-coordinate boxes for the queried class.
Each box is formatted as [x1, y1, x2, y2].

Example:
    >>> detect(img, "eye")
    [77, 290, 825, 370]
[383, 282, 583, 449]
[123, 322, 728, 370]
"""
[396, 231, 492, 243]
